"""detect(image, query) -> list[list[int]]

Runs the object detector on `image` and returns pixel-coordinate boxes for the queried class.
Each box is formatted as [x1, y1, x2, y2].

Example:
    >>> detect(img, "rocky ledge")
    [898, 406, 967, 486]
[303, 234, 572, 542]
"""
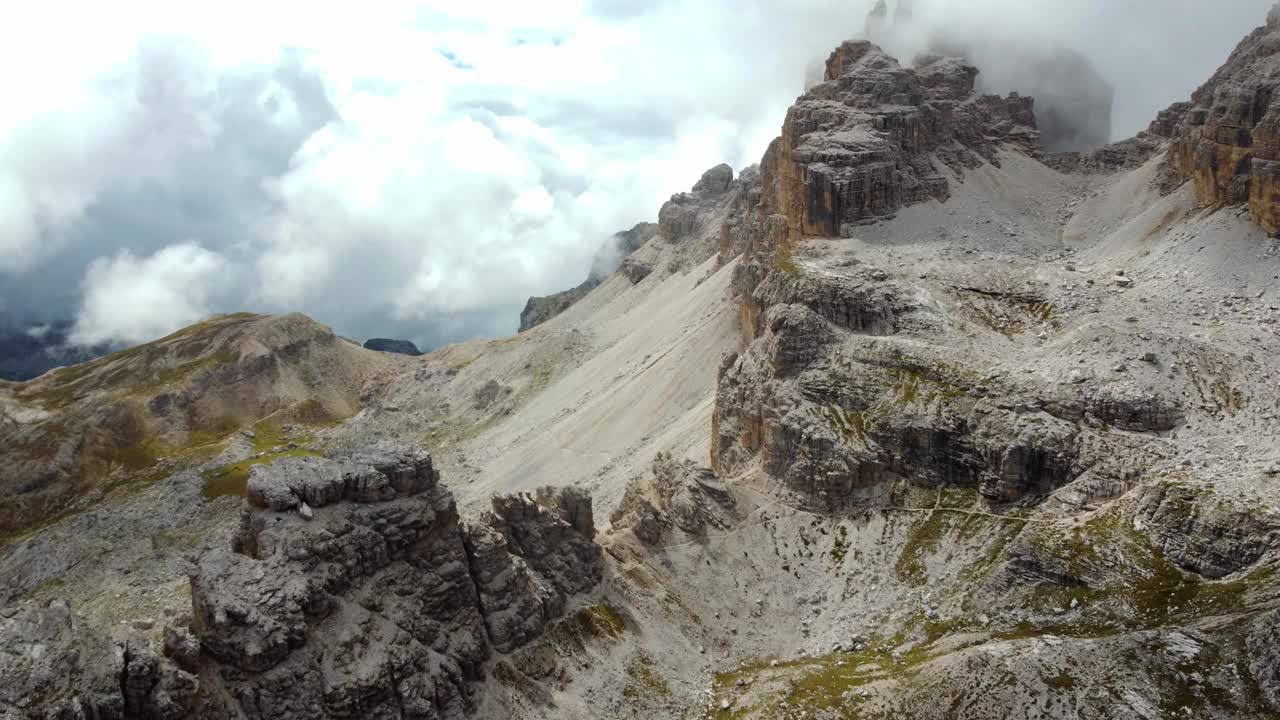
[0, 444, 603, 719]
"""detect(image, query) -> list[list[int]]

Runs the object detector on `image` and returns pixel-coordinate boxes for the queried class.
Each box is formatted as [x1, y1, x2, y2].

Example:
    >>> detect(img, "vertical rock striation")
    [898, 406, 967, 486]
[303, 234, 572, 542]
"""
[1160, 6, 1280, 235]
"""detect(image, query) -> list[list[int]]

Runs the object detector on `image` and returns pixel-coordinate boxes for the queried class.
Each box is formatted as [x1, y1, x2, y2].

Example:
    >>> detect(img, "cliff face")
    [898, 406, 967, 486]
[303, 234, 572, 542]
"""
[718, 41, 1038, 345]
[769, 42, 1038, 244]
[0, 445, 605, 719]
[1160, 6, 1280, 235]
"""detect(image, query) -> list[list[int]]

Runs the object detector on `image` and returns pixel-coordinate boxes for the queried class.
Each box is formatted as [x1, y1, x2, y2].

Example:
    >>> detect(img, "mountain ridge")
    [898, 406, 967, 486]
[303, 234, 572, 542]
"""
[2, 5, 1280, 719]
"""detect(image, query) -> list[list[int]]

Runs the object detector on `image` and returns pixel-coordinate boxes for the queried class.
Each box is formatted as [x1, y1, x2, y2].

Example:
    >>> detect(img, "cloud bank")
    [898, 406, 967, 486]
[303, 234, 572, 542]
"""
[0, 0, 1272, 351]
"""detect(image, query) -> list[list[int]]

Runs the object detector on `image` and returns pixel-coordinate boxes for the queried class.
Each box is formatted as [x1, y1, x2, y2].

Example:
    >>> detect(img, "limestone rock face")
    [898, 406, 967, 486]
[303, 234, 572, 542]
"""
[945, 40, 1113, 153]
[1133, 482, 1280, 580]
[183, 445, 602, 719]
[1041, 134, 1165, 175]
[659, 164, 742, 244]
[727, 45, 997, 285]
[610, 452, 736, 544]
[519, 222, 658, 332]
[1161, 9, 1280, 235]
[1249, 608, 1280, 712]
[0, 600, 198, 720]
[520, 285, 594, 332]
[770, 42, 1036, 247]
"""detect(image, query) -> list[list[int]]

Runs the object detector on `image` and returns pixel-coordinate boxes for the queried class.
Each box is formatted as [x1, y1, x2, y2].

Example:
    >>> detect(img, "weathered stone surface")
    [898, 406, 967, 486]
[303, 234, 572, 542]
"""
[186, 445, 602, 719]
[753, 262, 912, 336]
[1041, 133, 1165, 174]
[0, 600, 126, 719]
[762, 304, 835, 377]
[769, 42, 1036, 242]
[246, 446, 437, 512]
[659, 165, 743, 245]
[611, 452, 736, 543]
[1248, 608, 1280, 712]
[482, 492, 603, 600]
[1133, 482, 1280, 579]
[0, 600, 198, 720]
[717, 41, 1041, 337]
[462, 524, 553, 653]
[534, 485, 596, 540]
[1160, 8, 1280, 234]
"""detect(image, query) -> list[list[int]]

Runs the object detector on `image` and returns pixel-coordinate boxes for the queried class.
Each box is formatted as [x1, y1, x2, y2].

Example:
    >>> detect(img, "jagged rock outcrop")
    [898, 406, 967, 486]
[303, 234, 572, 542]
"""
[0, 599, 197, 720]
[1041, 133, 1165, 174]
[707, 41, 1183, 512]
[867, 0, 1112, 153]
[954, 42, 1112, 153]
[186, 446, 603, 719]
[769, 41, 1037, 247]
[716, 42, 1039, 338]
[658, 164, 741, 245]
[1249, 608, 1280, 712]
[610, 452, 735, 544]
[363, 338, 422, 356]
[1133, 482, 1280, 579]
[0, 445, 608, 719]
[520, 288, 590, 332]
[519, 223, 658, 332]
[1160, 6, 1280, 234]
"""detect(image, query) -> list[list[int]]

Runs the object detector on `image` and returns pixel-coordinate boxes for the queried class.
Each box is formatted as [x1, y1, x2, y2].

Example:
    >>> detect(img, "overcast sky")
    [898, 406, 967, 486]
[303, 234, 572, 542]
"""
[0, 0, 1271, 350]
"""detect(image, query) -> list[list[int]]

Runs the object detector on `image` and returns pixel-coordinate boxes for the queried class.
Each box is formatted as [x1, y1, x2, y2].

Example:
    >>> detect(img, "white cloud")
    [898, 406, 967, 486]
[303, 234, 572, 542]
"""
[70, 243, 228, 345]
[0, 0, 1274, 352]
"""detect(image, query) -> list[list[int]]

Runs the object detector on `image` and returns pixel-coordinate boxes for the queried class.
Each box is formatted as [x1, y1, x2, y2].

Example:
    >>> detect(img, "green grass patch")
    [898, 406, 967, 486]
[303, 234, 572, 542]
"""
[895, 510, 954, 585]
[1042, 670, 1076, 691]
[772, 246, 800, 275]
[831, 524, 850, 565]
[202, 446, 320, 501]
[577, 601, 627, 639]
[623, 655, 671, 701]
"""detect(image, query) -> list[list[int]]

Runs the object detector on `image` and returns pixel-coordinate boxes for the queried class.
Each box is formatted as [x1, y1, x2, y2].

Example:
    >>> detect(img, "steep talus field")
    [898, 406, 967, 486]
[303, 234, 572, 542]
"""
[3, 5, 1280, 720]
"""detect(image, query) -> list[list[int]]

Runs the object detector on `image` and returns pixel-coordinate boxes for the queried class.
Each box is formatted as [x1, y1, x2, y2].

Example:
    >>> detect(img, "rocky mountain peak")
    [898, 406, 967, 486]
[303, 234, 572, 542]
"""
[692, 163, 735, 196]
[762, 40, 1037, 249]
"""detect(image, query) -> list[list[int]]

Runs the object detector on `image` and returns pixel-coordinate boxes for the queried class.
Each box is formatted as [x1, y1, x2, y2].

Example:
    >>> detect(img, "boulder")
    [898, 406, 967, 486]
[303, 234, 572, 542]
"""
[611, 453, 736, 543]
